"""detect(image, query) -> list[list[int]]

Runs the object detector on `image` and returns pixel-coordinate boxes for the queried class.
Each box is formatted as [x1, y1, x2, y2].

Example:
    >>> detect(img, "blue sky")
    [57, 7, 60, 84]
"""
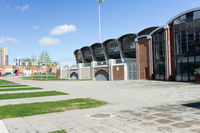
[0, 0, 200, 65]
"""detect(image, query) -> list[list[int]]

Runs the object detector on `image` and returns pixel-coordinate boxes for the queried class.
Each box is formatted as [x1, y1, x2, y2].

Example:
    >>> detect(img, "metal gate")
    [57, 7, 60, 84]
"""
[95, 70, 109, 81]
[70, 72, 78, 80]
[127, 61, 137, 80]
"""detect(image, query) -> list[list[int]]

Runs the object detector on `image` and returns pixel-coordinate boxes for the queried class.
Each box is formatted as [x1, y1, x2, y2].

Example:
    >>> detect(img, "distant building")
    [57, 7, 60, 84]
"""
[0, 48, 9, 66]
[13, 57, 37, 66]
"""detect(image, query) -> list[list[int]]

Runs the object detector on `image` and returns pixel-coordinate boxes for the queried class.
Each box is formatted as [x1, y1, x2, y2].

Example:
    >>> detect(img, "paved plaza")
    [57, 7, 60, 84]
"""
[1, 77, 200, 133]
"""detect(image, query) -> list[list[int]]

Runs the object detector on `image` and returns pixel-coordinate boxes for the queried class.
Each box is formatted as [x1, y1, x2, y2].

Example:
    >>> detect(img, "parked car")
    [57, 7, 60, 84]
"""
[15, 72, 24, 76]
[3, 72, 14, 77]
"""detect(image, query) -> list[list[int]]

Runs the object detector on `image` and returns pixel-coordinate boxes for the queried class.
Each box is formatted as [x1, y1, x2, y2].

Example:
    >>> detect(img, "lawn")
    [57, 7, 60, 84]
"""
[0, 87, 43, 92]
[0, 79, 16, 84]
[0, 91, 68, 100]
[49, 130, 67, 133]
[0, 98, 107, 119]
[22, 75, 68, 81]
[0, 84, 28, 88]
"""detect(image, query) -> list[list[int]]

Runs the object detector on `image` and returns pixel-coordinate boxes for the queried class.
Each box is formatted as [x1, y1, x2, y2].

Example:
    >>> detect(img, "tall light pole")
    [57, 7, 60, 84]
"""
[98, 0, 103, 43]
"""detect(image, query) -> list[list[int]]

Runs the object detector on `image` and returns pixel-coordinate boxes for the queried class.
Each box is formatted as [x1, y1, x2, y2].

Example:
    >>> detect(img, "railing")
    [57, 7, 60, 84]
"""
[83, 63, 91, 67]
[97, 61, 107, 66]
[70, 65, 77, 69]
[116, 59, 123, 64]
[124, 58, 137, 63]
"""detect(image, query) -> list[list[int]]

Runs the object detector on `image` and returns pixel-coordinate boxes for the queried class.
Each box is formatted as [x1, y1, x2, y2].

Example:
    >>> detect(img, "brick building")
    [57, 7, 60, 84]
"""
[57, 7, 200, 82]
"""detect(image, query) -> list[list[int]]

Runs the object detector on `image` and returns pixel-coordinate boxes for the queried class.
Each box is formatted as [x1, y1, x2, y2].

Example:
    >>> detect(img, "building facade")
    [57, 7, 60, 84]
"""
[13, 57, 37, 66]
[57, 7, 200, 82]
[0, 48, 9, 66]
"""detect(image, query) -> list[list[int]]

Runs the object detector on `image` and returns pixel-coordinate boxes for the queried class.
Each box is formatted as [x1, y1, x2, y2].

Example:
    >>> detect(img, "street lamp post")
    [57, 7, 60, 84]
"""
[98, 0, 103, 43]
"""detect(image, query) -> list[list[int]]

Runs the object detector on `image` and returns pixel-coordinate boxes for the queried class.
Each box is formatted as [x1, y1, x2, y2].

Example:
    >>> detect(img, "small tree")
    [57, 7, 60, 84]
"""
[26, 58, 34, 79]
[37, 51, 52, 80]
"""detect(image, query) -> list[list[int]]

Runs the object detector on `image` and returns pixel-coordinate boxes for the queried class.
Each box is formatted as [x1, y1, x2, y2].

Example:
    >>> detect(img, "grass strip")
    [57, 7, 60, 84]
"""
[0, 80, 16, 84]
[22, 77, 91, 81]
[0, 87, 43, 92]
[0, 91, 68, 100]
[22, 76, 67, 81]
[0, 98, 107, 119]
[0, 85, 28, 88]
[49, 130, 67, 133]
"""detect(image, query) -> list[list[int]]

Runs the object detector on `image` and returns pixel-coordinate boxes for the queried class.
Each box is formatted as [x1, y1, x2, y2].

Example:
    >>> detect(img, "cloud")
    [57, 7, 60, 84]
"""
[39, 37, 60, 46]
[50, 24, 77, 36]
[16, 4, 30, 12]
[33, 25, 39, 31]
[0, 36, 18, 44]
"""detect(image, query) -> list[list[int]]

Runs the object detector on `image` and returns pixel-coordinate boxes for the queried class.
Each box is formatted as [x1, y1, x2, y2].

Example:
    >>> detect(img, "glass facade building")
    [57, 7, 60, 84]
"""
[73, 8, 200, 82]
[74, 50, 83, 64]
[103, 39, 121, 59]
[80, 47, 93, 63]
[118, 34, 137, 58]
[91, 43, 106, 61]
[171, 10, 200, 81]
[152, 28, 166, 80]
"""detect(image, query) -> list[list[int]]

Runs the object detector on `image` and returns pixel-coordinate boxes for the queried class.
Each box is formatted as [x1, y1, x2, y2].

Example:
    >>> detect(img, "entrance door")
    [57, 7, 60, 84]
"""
[127, 60, 137, 80]
[95, 70, 109, 81]
[71, 72, 78, 80]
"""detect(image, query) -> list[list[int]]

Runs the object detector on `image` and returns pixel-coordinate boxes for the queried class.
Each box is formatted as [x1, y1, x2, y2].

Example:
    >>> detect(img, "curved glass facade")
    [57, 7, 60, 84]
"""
[137, 27, 158, 37]
[119, 34, 136, 58]
[91, 43, 105, 61]
[104, 40, 121, 59]
[152, 28, 166, 80]
[172, 10, 200, 81]
[74, 50, 83, 64]
[81, 47, 93, 63]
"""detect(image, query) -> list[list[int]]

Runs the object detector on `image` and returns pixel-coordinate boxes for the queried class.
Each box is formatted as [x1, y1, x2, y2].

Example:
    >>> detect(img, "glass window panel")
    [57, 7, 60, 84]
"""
[194, 11, 200, 20]
[186, 21, 193, 29]
[94, 46, 104, 56]
[174, 18, 180, 25]
[180, 15, 186, 23]
[83, 50, 91, 58]
[176, 60, 181, 81]
[188, 30, 195, 55]
[122, 37, 135, 51]
[175, 32, 181, 55]
[181, 23, 186, 31]
[106, 41, 120, 53]
[188, 57, 195, 81]
[181, 57, 188, 81]
[153, 29, 165, 80]
[186, 12, 194, 22]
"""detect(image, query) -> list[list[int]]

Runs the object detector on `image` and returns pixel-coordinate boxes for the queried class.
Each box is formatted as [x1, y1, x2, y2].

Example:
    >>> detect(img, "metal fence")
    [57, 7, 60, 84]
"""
[97, 61, 107, 66]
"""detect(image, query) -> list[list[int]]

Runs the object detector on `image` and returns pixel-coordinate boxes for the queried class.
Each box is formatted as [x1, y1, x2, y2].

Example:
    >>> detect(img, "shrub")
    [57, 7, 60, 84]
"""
[194, 68, 200, 75]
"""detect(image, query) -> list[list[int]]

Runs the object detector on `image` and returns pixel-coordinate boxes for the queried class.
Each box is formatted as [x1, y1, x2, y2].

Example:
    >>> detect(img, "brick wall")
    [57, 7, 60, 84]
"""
[69, 69, 78, 78]
[137, 37, 150, 80]
[94, 67, 109, 77]
[56, 70, 60, 79]
[113, 65, 124, 80]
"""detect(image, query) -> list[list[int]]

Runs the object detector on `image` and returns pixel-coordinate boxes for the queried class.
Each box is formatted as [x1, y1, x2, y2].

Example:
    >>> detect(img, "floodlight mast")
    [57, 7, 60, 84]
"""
[98, 0, 103, 43]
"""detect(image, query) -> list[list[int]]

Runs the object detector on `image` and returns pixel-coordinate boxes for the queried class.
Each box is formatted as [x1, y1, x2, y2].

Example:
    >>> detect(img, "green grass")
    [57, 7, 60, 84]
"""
[0, 79, 15, 83]
[22, 75, 66, 81]
[0, 91, 68, 100]
[22, 76, 91, 81]
[0, 79, 16, 84]
[0, 84, 28, 88]
[49, 130, 67, 133]
[0, 87, 43, 92]
[0, 98, 107, 119]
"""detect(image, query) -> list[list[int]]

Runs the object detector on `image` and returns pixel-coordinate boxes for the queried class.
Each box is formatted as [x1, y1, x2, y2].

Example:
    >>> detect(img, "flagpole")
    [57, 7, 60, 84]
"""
[98, 1, 101, 43]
